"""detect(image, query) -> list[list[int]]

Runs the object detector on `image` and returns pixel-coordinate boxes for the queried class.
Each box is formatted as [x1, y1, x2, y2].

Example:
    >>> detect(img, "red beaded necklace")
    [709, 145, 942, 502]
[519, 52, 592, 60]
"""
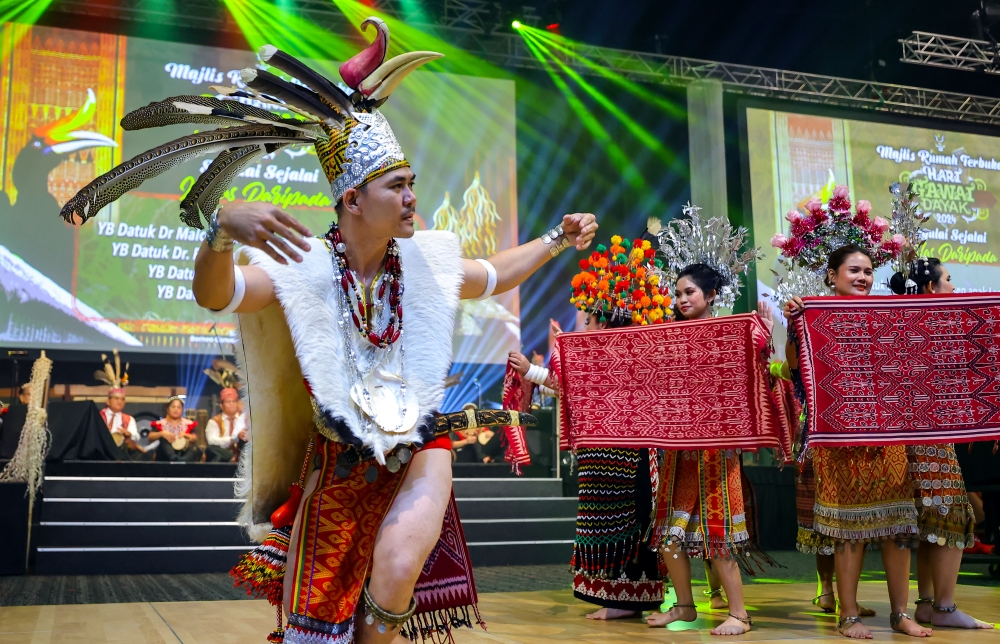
[326, 225, 403, 348]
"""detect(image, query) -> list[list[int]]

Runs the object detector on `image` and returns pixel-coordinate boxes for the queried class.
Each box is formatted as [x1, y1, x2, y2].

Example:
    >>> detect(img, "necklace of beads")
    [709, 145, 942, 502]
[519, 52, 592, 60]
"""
[326, 225, 403, 348]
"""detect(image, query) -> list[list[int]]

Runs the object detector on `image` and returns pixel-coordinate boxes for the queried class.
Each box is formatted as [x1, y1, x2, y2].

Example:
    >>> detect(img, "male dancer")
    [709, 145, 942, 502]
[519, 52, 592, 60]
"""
[61, 17, 596, 643]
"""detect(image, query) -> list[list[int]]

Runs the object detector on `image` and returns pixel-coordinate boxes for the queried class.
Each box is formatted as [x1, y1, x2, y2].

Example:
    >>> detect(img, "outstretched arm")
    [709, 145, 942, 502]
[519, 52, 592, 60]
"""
[460, 213, 598, 300]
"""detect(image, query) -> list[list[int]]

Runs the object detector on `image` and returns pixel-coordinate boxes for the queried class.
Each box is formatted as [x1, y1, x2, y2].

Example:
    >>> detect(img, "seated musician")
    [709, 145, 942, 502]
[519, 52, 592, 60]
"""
[149, 395, 202, 462]
[95, 350, 141, 459]
[204, 387, 246, 463]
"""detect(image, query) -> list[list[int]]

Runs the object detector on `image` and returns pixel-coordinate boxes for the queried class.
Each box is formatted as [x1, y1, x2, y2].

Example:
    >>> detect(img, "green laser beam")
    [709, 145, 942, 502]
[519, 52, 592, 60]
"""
[522, 24, 685, 121]
[520, 30, 645, 192]
[0, 0, 53, 25]
[526, 31, 680, 169]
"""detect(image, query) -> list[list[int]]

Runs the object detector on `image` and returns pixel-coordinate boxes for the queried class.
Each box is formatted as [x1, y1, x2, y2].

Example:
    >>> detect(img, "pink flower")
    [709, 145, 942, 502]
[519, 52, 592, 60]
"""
[783, 237, 805, 257]
[856, 200, 872, 217]
[770, 233, 788, 249]
[785, 209, 803, 223]
[872, 216, 890, 234]
[828, 185, 852, 213]
[805, 198, 823, 215]
[891, 233, 905, 246]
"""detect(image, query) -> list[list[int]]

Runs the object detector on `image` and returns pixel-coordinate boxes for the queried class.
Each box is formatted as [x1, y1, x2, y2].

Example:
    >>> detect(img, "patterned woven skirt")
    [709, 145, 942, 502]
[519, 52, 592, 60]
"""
[571, 447, 663, 611]
[812, 445, 918, 545]
[651, 449, 754, 564]
[796, 450, 835, 555]
[907, 443, 975, 549]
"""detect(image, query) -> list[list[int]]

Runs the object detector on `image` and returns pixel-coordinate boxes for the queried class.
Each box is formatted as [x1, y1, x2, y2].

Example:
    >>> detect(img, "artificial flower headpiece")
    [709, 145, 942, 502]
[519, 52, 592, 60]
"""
[61, 17, 442, 228]
[570, 234, 671, 326]
[94, 348, 129, 395]
[769, 185, 904, 304]
[651, 202, 760, 310]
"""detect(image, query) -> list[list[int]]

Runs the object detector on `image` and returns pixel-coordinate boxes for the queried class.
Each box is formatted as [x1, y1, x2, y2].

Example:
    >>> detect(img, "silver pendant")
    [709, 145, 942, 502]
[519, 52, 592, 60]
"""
[336, 242, 347, 253]
[365, 465, 378, 483]
[397, 446, 412, 464]
[377, 623, 387, 634]
[365, 613, 375, 626]
[386, 455, 401, 473]
[335, 465, 351, 479]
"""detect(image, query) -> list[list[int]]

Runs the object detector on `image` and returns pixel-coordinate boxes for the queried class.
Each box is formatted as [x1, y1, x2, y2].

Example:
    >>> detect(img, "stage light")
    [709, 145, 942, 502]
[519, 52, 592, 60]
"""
[511, 20, 522, 29]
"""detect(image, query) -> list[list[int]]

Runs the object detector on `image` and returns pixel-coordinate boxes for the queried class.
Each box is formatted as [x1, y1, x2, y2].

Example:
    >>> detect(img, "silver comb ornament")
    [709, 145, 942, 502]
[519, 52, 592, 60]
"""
[654, 202, 761, 310]
[888, 181, 930, 290]
[330, 110, 407, 204]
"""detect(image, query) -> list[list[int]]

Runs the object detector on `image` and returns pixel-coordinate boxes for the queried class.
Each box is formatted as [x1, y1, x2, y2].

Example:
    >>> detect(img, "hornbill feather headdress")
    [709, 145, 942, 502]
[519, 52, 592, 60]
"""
[60, 17, 442, 229]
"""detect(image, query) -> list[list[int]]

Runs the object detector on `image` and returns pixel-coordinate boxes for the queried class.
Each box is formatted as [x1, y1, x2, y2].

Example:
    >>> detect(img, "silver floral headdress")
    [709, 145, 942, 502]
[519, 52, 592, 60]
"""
[888, 181, 930, 292]
[652, 202, 761, 309]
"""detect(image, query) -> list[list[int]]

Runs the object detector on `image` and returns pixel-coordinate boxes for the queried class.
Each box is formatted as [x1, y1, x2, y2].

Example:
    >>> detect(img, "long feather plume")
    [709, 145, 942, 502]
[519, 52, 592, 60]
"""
[61, 125, 307, 224]
[120, 95, 321, 134]
[257, 46, 354, 115]
[113, 349, 121, 383]
[240, 69, 343, 127]
[180, 144, 282, 228]
[94, 369, 114, 386]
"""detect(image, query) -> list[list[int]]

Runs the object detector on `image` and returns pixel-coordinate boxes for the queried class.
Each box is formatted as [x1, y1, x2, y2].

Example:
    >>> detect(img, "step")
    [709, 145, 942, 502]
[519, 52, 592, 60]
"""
[45, 461, 238, 478]
[455, 497, 577, 520]
[40, 498, 244, 522]
[466, 540, 574, 567]
[451, 478, 562, 498]
[34, 547, 250, 575]
[43, 476, 240, 499]
[36, 523, 251, 548]
[460, 517, 576, 543]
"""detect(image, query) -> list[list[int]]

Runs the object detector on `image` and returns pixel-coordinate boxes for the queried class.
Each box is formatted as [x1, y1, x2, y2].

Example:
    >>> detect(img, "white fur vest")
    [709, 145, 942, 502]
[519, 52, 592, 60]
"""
[234, 231, 462, 536]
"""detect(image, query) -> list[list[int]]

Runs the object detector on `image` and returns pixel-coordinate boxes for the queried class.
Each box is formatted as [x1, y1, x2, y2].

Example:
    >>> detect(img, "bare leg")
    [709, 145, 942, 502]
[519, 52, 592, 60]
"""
[704, 559, 727, 610]
[708, 557, 750, 636]
[914, 542, 934, 623]
[645, 543, 697, 627]
[357, 449, 452, 644]
[881, 541, 931, 637]
[814, 553, 836, 612]
[926, 543, 993, 628]
[970, 492, 985, 525]
[834, 544, 871, 639]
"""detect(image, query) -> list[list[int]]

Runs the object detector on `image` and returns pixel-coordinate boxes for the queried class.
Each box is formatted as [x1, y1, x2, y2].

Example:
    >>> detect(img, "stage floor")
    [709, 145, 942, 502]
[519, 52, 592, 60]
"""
[0, 581, 996, 643]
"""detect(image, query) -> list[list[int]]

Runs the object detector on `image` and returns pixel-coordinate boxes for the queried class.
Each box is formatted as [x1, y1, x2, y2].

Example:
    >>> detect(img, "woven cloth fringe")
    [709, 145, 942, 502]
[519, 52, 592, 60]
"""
[400, 605, 486, 644]
[812, 502, 919, 543]
[499, 362, 532, 474]
[571, 534, 643, 580]
[230, 525, 292, 606]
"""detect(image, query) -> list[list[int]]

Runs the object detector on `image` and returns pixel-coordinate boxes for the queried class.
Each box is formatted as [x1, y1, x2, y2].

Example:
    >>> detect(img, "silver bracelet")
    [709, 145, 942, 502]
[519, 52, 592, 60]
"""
[206, 212, 235, 253]
[541, 224, 564, 245]
[549, 237, 571, 257]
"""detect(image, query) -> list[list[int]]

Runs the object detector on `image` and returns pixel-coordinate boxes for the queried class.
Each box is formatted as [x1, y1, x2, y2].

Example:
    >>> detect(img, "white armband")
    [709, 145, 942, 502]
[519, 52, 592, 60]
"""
[209, 265, 246, 316]
[525, 364, 550, 386]
[539, 385, 557, 397]
[474, 258, 497, 300]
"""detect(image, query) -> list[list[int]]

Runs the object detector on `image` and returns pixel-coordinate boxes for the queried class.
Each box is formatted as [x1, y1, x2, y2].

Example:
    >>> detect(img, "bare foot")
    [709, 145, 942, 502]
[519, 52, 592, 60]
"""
[930, 607, 993, 629]
[814, 592, 836, 613]
[857, 604, 876, 617]
[839, 619, 872, 639]
[892, 615, 932, 638]
[710, 615, 750, 636]
[914, 602, 933, 624]
[710, 594, 729, 610]
[586, 607, 637, 620]
[645, 605, 697, 627]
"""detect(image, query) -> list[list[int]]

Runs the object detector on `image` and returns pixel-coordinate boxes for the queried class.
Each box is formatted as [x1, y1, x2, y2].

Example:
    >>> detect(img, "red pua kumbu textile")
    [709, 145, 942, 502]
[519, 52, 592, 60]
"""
[793, 293, 1000, 446]
[499, 363, 532, 474]
[553, 313, 780, 451]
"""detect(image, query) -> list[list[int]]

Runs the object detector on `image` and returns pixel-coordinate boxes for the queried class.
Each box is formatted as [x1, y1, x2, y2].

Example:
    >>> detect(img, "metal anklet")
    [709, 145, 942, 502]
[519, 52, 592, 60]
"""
[932, 602, 958, 613]
[890, 612, 914, 628]
[838, 616, 863, 630]
[704, 588, 724, 598]
[914, 597, 934, 606]
[728, 613, 753, 627]
[361, 581, 417, 634]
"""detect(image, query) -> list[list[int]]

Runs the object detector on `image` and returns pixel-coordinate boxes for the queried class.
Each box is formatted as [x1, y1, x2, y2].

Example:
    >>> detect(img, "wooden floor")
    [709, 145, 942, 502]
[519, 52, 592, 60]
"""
[0, 582, 996, 643]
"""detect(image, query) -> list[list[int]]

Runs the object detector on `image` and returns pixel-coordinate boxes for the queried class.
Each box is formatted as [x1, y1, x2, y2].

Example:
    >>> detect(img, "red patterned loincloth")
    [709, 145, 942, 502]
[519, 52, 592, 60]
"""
[499, 363, 532, 473]
[553, 314, 779, 450]
[794, 293, 1000, 447]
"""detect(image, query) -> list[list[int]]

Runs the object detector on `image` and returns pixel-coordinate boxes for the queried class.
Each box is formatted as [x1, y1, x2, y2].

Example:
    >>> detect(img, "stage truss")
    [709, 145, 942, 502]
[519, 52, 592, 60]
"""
[900, 31, 1000, 75]
[45, 0, 1000, 125]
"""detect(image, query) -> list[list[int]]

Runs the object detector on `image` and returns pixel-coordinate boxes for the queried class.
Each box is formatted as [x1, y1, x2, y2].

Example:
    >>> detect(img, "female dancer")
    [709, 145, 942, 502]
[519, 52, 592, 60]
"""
[889, 258, 991, 629]
[645, 263, 774, 636]
[517, 235, 666, 620]
[786, 245, 929, 639]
